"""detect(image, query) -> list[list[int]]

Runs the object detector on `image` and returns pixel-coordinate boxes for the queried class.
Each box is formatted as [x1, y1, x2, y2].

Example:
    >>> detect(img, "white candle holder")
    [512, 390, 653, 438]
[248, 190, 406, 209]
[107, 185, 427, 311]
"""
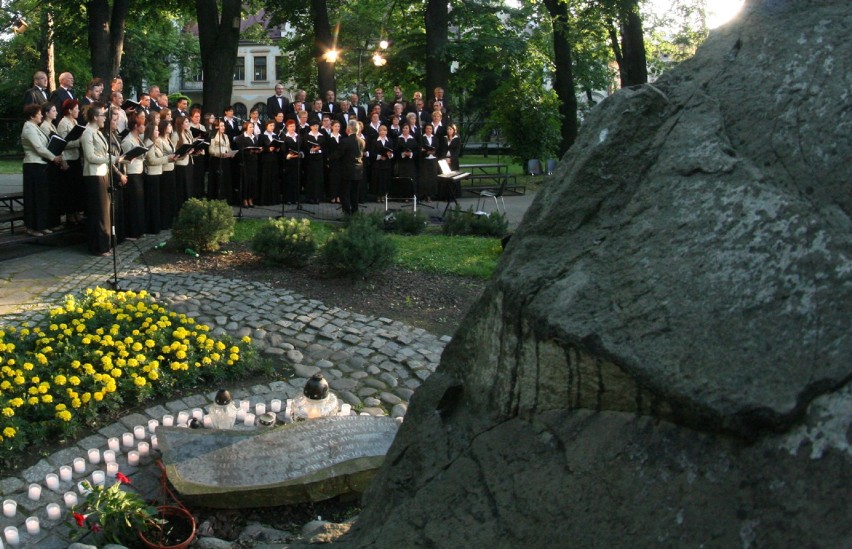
[202, 415, 213, 428]
[236, 409, 246, 422]
[91, 470, 105, 486]
[24, 517, 39, 535]
[127, 450, 140, 466]
[244, 412, 256, 426]
[59, 465, 73, 482]
[151, 435, 159, 449]
[45, 473, 59, 490]
[148, 419, 159, 433]
[2, 499, 16, 518]
[121, 432, 134, 447]
[239, 400, 250, 412]
[27, 484, 41, 501]
[134, 425, 146, 440]
[103, 449, 116, 464]
[4, 525, 19, 546]
[192, 408, 203, 420]
[46, 503, 61, 520]
[255, 403, 266, 415]
[106, 462, 119, 476]
[270, 399, 282, 412]
[107, 437, 120, 451]
[73, 457, 86, 473]
[138, 441, 150, 456]
[63, 492, 78, 508]
[87, 448, 100, 464]
[162, 414, 174, 426]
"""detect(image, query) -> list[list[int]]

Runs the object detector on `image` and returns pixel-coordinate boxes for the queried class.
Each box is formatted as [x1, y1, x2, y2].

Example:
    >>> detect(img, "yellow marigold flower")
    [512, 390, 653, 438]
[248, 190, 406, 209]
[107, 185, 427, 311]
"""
[41, 394, 53, 403]
[1, 407, 13, 417]
[229, 346, 239, 354]
[14, 376, 24, 385]
[28, 386, 39, 395]
[22, 362, 34, 371]
[2, 427, 15, 438]
[111, 368, 122, 378]
[81, 337, 91, 344]
[55, 403, 67, 411]
[202, 357, 212, 365]
[0, 381, 10, 390]
[57, 410, 72, 421]
[83, 364, 95, 375]
[71, 398, 81, 408]
[175, 350, 187, 360]
[69, 376, 80, 386]
[31, 376, 40, 384]
[127, 358, 138, 368]
[134, 376, 146, 387]
[241, 336, 252, 343]
[93, 392, 104, 402]
[211, 353, 221, 362]
[76, 324, 85, 333]
[148, 371, 159, 381]
[27, 396, 39, 405]
[53, 375, 67, 386]
[81, 392, 91, 403]
[10, 398, 23, 407]
[131, 342, 143, 352]
[116, 358, 126, 367]
[229, 353, 239, 362]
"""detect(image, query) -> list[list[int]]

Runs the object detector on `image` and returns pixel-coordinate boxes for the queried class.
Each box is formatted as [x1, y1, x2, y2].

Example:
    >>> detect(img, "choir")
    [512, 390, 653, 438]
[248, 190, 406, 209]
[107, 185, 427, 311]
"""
[21, 72, 458, 255]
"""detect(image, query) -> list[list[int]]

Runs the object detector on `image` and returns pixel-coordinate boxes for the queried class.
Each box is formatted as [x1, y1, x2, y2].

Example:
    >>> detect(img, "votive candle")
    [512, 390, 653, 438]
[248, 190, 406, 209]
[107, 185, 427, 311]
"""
[103, 450, 116, 464]
[255, 403, 266, 415]
[4, 526, 19, 546]
[107, 437, 120, 451]
[192, 408, 203, 420]
[239, 400, 250, 412]
[150, 435, 158, 450]
[91, 470, 105, 486]
[63, 492, 78, 507]
[127, 450, 139, 466]
[148, 419, 159, 433]
[77, 481, 91, 495]
[137, 441, 150, 456]
[87, 448, 100, 464]
[46, 503, 61, 520]
[162, 414, 174, 427]
[134, 425, 146, 440]
[244, 412, 255, 426]
[236, 409, 246, 422]
[45, 473, 59, 490]
[177, 411, 189, 425]
[121, 432, 134, 447]
[106, 462, 119, 476]
[2, 499, 16, 518]
[27, 484, 41, 501]
[59, 465, 73, 482]
[202, 415, 212, 428]
[24, 517, 39, 535]
[270, 399, 282, 412]
[73, 457, 86, 473]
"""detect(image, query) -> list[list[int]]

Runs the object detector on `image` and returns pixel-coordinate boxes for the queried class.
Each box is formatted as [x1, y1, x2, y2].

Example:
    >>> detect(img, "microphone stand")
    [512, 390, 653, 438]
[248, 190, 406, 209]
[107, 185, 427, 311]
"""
[106, 128, 122, 290]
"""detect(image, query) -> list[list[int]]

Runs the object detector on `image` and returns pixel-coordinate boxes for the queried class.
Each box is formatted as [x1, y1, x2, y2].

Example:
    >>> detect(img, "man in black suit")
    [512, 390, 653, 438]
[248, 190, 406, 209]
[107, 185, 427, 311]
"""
[222, 105, 241, 148]
[172, 97, 189, 120]
[427, 87, 451, 120]
[137, 93, 152, 117]
[23, 71, 49, 106]
[266, 83, 290, 118]
[49, 72, 76, 111]
[78, 77, 104, 123]
[322, 89, 339, 116]
[336, 120, 365, 215]
[348, 94, 367, 122]
[148, 85, 162, 112]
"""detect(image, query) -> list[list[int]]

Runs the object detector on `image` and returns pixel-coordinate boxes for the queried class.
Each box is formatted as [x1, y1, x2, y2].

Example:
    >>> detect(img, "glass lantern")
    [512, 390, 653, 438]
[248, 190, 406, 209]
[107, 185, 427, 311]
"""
[208, 389, 238, 429]
[293, 374, 339, 421]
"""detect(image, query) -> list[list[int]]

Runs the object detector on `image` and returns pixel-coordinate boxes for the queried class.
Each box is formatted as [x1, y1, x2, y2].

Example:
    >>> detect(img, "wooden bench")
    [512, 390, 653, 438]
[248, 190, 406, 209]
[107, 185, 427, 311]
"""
[0, 192, 25, 233]
[460, 174, 525, 197]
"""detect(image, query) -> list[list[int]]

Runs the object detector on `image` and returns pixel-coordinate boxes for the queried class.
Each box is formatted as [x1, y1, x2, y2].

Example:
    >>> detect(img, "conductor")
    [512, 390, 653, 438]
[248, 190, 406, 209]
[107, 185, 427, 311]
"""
[336, 120, 365, 215]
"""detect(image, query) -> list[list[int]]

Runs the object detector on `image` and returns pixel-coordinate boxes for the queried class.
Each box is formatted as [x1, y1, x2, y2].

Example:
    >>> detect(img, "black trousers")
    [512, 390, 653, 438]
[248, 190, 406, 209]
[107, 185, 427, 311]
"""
[341, 178, 360, 215]
[84, 174, 110, 254]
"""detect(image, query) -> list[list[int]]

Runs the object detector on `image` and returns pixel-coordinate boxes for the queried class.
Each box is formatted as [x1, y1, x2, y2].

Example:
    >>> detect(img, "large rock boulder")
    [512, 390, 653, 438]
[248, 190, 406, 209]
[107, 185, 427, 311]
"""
[341, 0, 851, 546]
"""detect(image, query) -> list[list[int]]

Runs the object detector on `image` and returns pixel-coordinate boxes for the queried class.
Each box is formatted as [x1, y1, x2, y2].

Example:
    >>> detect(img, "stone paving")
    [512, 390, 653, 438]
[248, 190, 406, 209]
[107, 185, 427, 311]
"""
[0, 231, 449, 548]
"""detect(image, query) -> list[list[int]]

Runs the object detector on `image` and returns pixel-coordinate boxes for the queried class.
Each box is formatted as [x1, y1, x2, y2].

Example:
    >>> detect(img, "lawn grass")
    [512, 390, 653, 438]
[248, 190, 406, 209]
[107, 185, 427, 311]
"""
[230, 217, 501, 279]
[0, 158, 23, 174]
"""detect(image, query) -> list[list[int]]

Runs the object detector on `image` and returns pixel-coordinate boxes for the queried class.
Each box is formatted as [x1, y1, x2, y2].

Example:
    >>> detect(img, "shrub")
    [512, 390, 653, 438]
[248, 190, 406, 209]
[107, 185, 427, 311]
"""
[321, 213, 396, 277]
[251, 217, 317, 267]
[442, 206, 508, 237]
[388, 210, 428, 235]
[171, 198, 235, 253]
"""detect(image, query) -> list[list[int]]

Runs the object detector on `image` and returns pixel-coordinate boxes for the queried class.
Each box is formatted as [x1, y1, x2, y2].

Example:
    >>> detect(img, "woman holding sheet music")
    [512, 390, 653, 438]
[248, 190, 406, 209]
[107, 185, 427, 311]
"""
[258, 119, 281, 205]
[442, 123, 461, 171]
[156, 120, 177, 229]
[370, 125, 395, 199]
[143, 122, 168, 234]
[57, 99, 85, 226]
[107, 106, 128, 244]
[395, 123, 418, 186]
[39, 102, 64, 230]
[121, 118, 146, 239]
[418, 123, 439, 201]
[189, 108, 207, 199]
[234, 121, 259, 208]
[79, 103, 111, 254]
[21, 104, 62, 237]
[281, 118, 302, 205]
[301, 119, 325, 204]
[171, 115, 194, 212]
[208, 120, 232, 202]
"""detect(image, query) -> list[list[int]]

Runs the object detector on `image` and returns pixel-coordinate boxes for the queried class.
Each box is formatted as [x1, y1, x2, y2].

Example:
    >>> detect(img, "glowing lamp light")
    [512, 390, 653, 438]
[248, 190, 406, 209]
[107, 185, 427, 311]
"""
[323, 49, 339, 63]
[208, 389, 238, 429]
[372, 53, 387, 67]
[379, 39, 389, 49]
[293, 373, 339, 421]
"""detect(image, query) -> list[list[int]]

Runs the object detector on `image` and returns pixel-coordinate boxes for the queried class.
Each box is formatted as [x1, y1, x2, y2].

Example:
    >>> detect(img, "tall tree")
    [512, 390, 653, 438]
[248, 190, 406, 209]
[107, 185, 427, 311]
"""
[194, 0, 242, 114]
[607, 0, 647, 86]
[310, 0, 336, 95]
[544, 0, 578, 155]
[424, 0, 449, 102]
[86, 0, 130, 82]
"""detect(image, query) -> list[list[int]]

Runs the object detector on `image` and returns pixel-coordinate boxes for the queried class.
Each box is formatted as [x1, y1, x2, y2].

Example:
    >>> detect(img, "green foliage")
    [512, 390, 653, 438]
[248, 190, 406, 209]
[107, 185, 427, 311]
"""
[387, 209, 428, 235]
[390, 233, 502, 279]
[172, 198, 235, 253]
[321, 213, 396, 277]
[70, 475, 158, 545]
[442, 206, 508, 238]
[251, 217, 317, 267]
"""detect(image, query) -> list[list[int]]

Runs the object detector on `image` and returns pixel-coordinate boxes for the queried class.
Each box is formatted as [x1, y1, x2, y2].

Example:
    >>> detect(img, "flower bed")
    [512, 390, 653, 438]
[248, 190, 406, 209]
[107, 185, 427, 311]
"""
[0, 287, 259, 468]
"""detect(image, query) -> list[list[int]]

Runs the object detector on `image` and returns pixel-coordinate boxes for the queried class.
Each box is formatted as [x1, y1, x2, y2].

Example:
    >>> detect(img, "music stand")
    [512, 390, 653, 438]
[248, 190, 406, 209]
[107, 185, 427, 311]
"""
[437, 159, 467, 221]
[106, 131, 122, 290]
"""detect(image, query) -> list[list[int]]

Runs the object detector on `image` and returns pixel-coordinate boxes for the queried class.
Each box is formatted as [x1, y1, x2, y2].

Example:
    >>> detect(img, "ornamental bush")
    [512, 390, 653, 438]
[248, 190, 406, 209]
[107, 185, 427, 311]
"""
[442, 206, 509, 237]
[251, 217, 317, 267]
[321, 213, 396, 277]
[388, 210, 428, 235]
[171, 198, 235, 253]
[0, 288, 260, 470]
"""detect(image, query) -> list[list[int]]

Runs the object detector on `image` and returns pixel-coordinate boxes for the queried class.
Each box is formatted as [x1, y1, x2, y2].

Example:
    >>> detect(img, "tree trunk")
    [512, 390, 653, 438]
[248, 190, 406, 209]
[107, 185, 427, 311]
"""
[544, 0, 578, 155]
[424, 0, 449, 102]
[195, 0, 242, 115]
[86, 0, 129, 83]
[39, 8, 56, 92]
[311, 0, 335, 96]
[619, 0, 647, 86]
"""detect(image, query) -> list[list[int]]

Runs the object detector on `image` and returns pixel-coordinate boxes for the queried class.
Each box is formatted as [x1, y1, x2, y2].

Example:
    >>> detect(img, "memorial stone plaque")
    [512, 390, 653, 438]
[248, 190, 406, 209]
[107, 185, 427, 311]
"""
[157, 416, 398, 508]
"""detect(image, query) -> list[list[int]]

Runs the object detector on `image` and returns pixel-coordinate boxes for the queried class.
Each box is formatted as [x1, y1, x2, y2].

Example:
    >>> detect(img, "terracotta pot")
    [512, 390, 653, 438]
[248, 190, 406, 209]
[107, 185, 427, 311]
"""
[138, 505, 196, 549]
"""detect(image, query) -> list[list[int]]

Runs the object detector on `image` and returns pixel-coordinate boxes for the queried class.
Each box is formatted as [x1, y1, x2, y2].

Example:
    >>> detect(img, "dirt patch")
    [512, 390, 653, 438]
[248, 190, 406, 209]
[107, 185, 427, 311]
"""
[140, 241, 487, 337]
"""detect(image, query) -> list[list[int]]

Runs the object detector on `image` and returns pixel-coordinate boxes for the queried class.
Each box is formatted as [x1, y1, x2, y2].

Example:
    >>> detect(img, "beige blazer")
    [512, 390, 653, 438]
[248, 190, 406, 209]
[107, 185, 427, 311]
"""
[56, 116, 81, 161]
[122, 133, 145, 175]
[208, 133, 231, 158]
[171, 130, 193, 166]
[144, 138, 169, 175]
[158, 137, 176, 172]
[21, 121, 55, 164]
[81, 125, 110, 177]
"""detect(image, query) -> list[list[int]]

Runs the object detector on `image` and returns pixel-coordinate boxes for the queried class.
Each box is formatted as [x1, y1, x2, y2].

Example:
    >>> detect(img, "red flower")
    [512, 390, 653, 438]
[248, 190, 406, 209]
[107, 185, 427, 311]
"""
[73, 512, 85, 527]
[90, 522, 102, 533]
[115, 472, 131, 485]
